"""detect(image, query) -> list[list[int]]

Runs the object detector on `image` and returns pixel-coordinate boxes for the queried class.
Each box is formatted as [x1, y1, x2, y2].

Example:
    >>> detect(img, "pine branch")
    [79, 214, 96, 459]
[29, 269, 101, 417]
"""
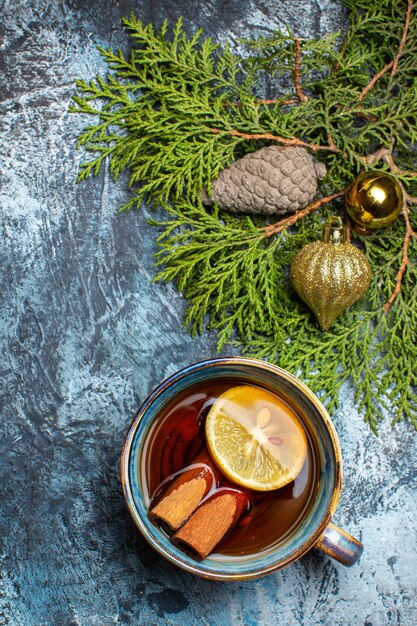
[70, 1, 417, 431]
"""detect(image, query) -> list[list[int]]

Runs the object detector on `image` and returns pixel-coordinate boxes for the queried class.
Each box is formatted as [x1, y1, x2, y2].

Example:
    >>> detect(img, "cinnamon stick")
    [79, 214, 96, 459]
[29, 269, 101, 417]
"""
[149, 451, 221, 531]
[172, 487, 250, 560]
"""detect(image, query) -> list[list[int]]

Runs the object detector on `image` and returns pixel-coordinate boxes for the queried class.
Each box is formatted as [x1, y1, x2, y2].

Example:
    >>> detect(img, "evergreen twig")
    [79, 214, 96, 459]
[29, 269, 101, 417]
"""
[71, 0, 417, 431]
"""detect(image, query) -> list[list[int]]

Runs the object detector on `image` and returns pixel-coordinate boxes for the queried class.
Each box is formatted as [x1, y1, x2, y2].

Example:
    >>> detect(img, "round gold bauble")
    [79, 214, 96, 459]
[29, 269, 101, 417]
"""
[345, 170, 403, 234]
[291, 216, 371, 331]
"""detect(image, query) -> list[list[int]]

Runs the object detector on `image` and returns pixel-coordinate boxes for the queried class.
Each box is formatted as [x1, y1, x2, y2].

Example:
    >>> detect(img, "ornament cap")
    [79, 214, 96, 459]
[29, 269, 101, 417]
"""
[322, 216, 346, 245]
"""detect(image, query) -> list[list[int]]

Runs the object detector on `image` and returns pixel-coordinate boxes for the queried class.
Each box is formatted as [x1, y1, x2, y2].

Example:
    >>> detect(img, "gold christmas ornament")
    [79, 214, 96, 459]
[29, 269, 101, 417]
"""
[345, 170, 403, 234]
[291, 216, 371, 331]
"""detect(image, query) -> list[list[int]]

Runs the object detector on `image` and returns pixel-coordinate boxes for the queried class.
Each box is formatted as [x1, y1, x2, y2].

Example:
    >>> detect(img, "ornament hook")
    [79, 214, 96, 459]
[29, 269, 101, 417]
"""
[322, 216, 346, 245]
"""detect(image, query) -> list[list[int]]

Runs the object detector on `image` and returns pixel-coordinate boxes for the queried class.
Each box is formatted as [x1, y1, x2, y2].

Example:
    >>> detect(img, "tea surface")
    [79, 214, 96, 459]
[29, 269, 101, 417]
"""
[141, 379, 319, 557]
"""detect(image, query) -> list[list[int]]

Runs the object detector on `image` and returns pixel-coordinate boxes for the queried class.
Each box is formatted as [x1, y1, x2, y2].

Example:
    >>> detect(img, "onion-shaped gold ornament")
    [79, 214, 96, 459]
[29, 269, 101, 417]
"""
[345, 170, 403, 234]
[291, 216, 371, 330]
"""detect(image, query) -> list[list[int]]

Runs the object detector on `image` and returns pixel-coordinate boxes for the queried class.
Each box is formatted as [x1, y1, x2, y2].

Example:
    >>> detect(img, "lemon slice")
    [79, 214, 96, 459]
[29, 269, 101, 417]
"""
[205, 385, 307, 491]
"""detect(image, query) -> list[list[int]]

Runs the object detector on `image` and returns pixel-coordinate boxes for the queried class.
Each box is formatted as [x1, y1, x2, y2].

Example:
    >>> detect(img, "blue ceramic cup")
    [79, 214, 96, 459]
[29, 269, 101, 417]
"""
[121, 357, 363, 580]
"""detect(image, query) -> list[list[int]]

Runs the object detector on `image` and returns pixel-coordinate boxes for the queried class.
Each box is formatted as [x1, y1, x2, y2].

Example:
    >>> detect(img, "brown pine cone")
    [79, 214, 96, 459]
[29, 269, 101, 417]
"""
[201, 146, 327, 216]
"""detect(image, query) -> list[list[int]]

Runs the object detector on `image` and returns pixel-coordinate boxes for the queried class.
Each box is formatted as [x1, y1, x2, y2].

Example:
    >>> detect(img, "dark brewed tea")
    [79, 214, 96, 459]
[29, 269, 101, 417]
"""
[141, 378, 319, 558]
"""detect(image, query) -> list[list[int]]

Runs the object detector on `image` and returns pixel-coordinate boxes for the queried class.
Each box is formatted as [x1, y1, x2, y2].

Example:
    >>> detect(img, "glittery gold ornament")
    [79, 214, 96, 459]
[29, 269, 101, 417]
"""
[291, 216, 371, 330]
[345, 170, 403, 234]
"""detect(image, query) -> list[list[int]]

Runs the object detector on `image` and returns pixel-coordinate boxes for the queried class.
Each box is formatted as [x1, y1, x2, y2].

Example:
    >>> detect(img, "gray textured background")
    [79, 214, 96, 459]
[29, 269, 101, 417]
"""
[1, 1, 416, 624]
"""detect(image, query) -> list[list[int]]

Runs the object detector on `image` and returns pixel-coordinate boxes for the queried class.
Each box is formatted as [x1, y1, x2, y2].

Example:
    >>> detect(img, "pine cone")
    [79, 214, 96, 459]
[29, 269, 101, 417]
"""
[201, 146, 327, 216]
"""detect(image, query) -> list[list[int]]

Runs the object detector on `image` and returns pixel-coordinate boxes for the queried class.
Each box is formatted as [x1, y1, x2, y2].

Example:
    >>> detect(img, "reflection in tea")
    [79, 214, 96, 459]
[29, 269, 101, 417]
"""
[142, 379, 319, 560]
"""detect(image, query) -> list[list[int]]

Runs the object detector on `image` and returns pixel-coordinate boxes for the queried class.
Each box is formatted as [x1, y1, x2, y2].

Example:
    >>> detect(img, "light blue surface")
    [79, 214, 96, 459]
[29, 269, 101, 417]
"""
[1, 1, 416, 624]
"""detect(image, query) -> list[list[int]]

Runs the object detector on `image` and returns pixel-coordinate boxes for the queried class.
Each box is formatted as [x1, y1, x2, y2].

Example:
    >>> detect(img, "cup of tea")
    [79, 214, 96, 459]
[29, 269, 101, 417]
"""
[121, 357, 363, 580]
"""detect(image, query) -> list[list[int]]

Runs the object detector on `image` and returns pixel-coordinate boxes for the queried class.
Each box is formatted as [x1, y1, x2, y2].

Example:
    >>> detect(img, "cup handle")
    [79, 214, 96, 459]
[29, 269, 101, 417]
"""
[315, 522, 364, 567]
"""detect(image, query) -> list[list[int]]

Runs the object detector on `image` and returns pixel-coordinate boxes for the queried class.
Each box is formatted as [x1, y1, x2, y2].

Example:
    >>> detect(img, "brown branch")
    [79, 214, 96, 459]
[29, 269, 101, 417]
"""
[384, 194, 417, 313]
[358, 60, 394, 101]
[294, 39, 308, 103]
[327, 132, 337, 152]
[261, 191, 346, 238]
[258, 98, 298, 106]
[361, 146, 417, 177]
[223, 98, 298, 107]
[381, 152, 416, 177]
[362, 146, 393, 166]
[391, 0, 414, 76]
[359, 0, 413, 100]
[209, 128, 340, 153]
